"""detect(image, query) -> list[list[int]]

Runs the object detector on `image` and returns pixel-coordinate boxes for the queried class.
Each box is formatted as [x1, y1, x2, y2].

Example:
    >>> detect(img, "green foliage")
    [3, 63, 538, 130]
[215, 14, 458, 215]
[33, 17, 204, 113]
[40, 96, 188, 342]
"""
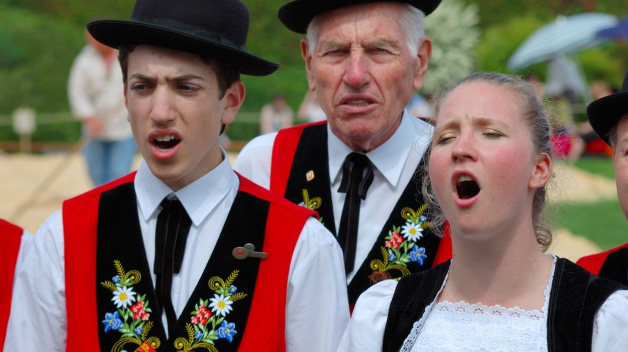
[579, 47, 626, 88]
[572, 156, 616, 181]
[0, 5, 84, 115]
[476, 15, 546, 76]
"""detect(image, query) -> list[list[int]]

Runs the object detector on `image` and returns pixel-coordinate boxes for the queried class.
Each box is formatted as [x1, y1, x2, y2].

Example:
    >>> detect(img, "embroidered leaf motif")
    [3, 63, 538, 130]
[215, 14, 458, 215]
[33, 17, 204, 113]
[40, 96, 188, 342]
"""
[380, 247, 389, 267]
[225, 270, 240, 287]
[114, 259, 126, 278]
[101, 280, 117, 292]
[186, 323, 195, 342]
[141, 321, 153, 341]
[230, 292, 248, 302]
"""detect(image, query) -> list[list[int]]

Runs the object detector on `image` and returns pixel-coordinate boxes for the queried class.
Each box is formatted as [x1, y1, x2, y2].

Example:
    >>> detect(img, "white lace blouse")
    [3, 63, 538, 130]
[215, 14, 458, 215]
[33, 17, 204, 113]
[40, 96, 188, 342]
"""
[337, 257, 628, 352]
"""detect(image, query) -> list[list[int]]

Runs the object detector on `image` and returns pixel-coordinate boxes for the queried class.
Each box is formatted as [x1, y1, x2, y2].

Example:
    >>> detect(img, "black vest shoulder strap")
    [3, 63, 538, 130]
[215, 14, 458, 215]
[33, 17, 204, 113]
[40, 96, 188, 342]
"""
[382, 261, 450, 352]
[598, 247, 628, 285]
[548, 258, 626, 352]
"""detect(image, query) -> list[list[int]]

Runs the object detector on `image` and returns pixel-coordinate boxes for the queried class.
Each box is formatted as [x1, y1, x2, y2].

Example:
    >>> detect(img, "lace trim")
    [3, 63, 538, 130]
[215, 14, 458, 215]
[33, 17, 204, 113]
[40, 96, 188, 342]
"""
[400, 255, 557, 352]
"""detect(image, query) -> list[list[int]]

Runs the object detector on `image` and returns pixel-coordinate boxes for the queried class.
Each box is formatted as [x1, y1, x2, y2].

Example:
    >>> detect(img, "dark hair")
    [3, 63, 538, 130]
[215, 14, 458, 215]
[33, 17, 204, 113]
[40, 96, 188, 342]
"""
[421, 72, 554, 251]
[118, 44, 240, 134]
[607, 113, 628, 150]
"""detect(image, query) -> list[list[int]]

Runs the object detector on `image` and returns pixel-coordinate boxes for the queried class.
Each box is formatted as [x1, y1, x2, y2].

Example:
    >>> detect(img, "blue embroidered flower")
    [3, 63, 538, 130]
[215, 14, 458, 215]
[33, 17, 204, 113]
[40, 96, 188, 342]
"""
[298, 201, 306, 207]
[194, 330, 203, 339]
[217, 320, 237, 343]
[408, 246, 427, 265]
[102, 311, 122, 332]
[388, 252, 396, 262]
[228, 285, 237, 294]
[419, 215, 427, 223]
[135, 326, 143, 335]
[112, 275, 121, 284]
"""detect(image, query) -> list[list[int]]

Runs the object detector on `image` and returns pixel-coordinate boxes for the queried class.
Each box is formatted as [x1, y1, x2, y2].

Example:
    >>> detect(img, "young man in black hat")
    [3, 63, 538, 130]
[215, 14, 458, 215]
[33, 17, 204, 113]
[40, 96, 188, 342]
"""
[4, 1, 349, 351]
[234, 0, 452, 307]
[577, 68, 628, 286]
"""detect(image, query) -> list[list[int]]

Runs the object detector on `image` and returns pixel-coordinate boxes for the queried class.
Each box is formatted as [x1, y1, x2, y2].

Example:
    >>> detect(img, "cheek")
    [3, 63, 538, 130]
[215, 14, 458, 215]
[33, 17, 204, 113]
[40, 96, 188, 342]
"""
[428, 151, 450, 198]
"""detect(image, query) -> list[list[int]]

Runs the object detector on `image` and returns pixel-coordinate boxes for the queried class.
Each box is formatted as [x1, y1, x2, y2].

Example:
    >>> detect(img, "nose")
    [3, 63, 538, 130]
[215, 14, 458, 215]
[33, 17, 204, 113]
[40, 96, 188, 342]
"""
[451, 133, 477, 162]
[149, 87, 176, 125]
[343, 50, 370, 88]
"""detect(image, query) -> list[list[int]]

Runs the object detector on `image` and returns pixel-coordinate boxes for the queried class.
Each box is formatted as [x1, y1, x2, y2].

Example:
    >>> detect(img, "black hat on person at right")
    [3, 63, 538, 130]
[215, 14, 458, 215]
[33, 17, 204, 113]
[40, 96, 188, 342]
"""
[587, 68, 628, 145]
[278, 0, 441, 34]
[87, 0, 278, 76]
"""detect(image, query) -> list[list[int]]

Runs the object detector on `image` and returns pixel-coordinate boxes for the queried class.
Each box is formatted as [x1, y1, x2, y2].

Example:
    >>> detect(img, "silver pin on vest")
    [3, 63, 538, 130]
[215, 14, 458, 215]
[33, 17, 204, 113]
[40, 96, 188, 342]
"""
[232, 243, 267, 260]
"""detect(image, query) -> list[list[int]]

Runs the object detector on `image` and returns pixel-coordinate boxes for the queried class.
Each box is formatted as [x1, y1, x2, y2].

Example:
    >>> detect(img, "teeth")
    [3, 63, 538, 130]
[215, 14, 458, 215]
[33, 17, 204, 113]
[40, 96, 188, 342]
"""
[155, 135, 175, 142]
[457, 175, 473, 185]
[346, 99, 369, 106]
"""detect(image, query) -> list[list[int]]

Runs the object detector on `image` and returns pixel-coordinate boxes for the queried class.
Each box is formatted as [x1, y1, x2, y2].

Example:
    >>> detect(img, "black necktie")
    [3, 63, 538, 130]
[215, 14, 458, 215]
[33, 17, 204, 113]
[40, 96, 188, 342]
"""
[154, 195, 192, 335]
[337, 152, 374, 275]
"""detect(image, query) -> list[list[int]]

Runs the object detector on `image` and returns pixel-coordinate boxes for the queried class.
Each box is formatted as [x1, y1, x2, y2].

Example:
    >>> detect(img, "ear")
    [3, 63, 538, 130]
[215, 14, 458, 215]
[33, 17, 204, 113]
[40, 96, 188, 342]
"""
[529, 152, 552, 190]
[301, 39, 316, 91]
[413, 38, 432, 91]
[220, 80, 245, 125]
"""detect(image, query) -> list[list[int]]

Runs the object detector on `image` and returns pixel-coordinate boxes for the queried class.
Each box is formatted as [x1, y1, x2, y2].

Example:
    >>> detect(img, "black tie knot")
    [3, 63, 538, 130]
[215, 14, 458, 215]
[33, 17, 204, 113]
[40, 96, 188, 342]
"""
[338, 152, 374, 200]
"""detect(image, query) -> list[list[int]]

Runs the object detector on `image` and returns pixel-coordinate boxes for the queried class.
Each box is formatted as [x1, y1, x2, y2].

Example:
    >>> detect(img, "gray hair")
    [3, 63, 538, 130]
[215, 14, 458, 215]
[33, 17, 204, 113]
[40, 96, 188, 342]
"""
[607, 113, 628, 150]
[421, 72, 555, 251]
[305, 3, 426, 57]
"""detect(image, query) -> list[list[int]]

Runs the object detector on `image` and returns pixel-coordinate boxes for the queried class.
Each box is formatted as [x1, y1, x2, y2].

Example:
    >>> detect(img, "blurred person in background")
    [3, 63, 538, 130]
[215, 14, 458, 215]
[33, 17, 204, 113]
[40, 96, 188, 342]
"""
[297, 90, 326, 123]
[68, 29, 136, 187]
[259, 93, 293, 134]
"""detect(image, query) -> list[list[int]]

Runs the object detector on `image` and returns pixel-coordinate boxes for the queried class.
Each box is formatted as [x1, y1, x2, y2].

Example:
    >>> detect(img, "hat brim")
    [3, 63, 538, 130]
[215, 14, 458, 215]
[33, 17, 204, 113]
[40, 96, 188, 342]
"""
[87, 20, 278, 76]
[279, 0, 441, 34]
[587, 91, 628, 145]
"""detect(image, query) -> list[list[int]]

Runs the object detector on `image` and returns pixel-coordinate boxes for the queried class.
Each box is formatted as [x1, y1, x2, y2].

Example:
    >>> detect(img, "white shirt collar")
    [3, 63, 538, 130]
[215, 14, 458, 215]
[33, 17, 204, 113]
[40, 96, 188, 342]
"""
[135, 150, 239, 226]
[328, 110, 418, 187]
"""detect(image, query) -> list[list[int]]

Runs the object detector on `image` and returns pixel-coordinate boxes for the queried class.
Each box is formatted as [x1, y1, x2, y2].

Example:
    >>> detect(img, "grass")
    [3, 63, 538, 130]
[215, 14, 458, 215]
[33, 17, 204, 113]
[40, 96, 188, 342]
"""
[550, 200, 628, 251]
[571, 156, 616, 180]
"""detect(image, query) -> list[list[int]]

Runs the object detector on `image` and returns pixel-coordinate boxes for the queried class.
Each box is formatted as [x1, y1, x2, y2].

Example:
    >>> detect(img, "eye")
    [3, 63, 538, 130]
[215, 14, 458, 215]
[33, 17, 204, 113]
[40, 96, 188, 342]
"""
[131, 83, 151, 92]
[436, 133, 454, 145]
[484, 131, 503, 139]
[178, 84, 199, 93]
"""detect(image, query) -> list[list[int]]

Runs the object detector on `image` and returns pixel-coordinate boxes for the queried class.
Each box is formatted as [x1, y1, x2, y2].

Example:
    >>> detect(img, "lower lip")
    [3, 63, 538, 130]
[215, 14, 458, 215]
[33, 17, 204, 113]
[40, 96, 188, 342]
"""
[150, 142, 180, 160]
[454, 191, 480, 208]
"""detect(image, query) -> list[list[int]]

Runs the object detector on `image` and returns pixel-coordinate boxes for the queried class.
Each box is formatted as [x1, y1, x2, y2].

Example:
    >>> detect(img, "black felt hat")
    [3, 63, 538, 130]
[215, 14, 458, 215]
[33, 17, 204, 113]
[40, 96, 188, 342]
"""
[278, 0, 441, 34]
[87, 0, 278, 76]
[587, 68, 628, 145]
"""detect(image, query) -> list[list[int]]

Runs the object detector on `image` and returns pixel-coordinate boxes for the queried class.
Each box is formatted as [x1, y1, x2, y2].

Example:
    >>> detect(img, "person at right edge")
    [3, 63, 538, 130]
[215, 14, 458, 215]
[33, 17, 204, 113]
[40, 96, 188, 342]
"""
[577, 68, 628, 286]
[234, 0, 452, 308]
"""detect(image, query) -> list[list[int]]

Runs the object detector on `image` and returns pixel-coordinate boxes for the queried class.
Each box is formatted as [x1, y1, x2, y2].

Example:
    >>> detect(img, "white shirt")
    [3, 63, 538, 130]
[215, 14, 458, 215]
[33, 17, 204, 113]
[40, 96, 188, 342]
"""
[4, 155, 349, 352]
[337, 258, 628, 352]
[234, 111, 433, 282]
[68, 45, 132, 141]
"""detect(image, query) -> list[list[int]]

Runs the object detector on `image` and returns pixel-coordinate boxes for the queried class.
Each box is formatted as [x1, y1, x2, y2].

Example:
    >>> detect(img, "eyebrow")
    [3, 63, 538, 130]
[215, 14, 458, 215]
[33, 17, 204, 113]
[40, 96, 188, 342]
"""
[128, 73, 205, 83]
[434, 116, 507, 132]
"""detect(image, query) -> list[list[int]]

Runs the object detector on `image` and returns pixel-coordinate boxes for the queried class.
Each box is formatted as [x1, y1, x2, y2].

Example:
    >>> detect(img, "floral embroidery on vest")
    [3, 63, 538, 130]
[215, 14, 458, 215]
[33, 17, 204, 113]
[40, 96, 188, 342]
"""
[100, 260, 161, 352]
[369, 205, 431, 284]
[173, 270, 247, 352]
[298, 189, 324, 224]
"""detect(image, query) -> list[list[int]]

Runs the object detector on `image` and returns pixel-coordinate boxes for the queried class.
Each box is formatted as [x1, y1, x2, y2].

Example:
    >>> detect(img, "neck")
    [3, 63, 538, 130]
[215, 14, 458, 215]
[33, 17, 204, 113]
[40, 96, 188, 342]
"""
[443, 221, 553, 311]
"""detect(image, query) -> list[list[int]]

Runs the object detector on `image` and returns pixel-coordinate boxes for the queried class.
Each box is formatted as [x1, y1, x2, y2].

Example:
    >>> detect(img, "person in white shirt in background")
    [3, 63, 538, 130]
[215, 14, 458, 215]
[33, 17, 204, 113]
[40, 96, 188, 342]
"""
[259, 93, 294, 134]
[340, 72, 628, 352]
[68, 29, 136, 187]
[4, 0, 349, 351]
[234, 0, 452, 307]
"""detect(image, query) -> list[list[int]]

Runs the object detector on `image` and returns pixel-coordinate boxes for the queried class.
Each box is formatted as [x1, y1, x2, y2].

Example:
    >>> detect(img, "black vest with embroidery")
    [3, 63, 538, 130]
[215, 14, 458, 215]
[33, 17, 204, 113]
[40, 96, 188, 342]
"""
[95, 183, 269, 352]
[282, 123, 442, 304]
[382, 259, 626, 352]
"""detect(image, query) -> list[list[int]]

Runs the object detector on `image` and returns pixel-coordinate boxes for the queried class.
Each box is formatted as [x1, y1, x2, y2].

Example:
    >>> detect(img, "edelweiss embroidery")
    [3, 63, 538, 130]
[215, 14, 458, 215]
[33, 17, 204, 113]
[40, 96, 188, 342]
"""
[174, 270, 247, 352]
[298, 189, 323, 223]
[369, 205, 431, 284]
[100, 260, 161, 352]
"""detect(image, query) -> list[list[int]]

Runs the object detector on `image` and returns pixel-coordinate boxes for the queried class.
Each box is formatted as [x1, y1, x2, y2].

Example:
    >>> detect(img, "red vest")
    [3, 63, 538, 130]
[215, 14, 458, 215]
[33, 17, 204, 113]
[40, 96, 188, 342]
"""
[63, 172, 314, 352]
[0, 219, 24, 347]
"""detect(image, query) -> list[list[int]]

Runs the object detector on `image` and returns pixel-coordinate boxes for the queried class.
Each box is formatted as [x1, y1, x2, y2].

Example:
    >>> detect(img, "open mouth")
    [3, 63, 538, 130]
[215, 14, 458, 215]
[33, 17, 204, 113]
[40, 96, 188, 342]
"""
[456, 174, 480, 200]
[343, 99, 372, 106]
[154, 134, 180, 151]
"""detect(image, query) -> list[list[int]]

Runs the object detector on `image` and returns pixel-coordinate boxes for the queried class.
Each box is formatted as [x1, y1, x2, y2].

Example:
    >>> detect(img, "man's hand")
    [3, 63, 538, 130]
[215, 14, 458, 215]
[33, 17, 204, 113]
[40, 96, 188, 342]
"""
[85, 117, 104, 137]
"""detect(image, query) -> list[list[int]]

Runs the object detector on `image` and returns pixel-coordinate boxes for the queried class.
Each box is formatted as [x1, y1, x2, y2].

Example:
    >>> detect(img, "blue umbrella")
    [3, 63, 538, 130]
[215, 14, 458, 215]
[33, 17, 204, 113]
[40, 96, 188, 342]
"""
[597, 16, 628, 39]
[507, 13, 617, 70]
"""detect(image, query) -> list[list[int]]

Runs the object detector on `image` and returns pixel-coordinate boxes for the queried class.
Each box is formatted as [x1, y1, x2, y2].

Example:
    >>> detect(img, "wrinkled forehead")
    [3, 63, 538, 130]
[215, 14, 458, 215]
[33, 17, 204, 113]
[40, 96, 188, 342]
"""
[314, 2, 408, 40]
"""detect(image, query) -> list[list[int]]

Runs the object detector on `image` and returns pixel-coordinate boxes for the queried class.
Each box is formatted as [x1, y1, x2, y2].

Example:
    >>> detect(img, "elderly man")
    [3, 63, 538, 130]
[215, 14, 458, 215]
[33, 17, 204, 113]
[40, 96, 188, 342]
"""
[4, 0, 349, 351]
[234, 0, 451, 305]
[577, 68, 628, 286]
